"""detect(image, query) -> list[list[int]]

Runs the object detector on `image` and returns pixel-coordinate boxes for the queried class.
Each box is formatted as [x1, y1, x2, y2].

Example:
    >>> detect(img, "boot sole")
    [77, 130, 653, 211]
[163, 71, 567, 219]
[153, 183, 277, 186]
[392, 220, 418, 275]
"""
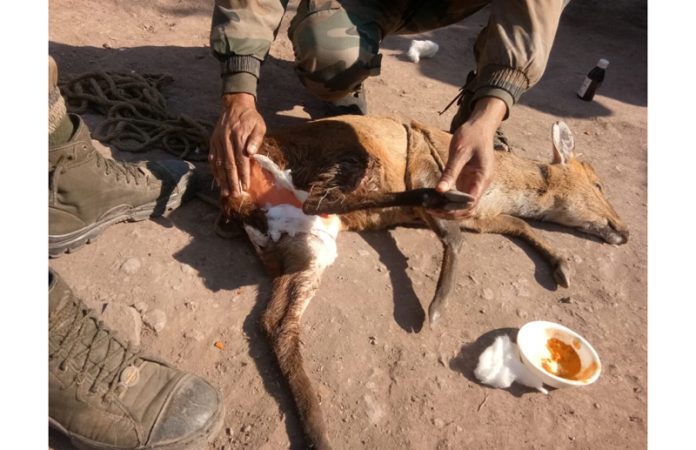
[49, 402, 226, 450]
[48, 194, 183, 258]
[49, 170, 195, 258]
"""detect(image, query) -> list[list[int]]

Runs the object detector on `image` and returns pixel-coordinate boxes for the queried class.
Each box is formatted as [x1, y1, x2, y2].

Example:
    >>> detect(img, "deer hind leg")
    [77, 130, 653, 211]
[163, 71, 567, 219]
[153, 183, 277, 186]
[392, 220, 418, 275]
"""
[302, 187, 473, 215]
[461, 214, 571, 288]
[298, 152, 469, 215]
[260, 235, 333, 450]
[416, 211, 464, 327]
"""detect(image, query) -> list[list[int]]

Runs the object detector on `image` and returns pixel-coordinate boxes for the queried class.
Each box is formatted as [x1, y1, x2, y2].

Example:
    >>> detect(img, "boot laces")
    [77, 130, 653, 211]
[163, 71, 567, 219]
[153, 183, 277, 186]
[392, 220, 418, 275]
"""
[49, 299, 141, 398]
[439, 70, 477, 115]
[438, 86, 468, 116]
[94, 151, 150, 185]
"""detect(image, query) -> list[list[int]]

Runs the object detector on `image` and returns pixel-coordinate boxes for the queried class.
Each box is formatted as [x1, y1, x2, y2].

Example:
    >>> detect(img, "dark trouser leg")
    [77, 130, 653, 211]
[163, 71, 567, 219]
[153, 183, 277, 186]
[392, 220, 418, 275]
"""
[289, 0, 383, 113]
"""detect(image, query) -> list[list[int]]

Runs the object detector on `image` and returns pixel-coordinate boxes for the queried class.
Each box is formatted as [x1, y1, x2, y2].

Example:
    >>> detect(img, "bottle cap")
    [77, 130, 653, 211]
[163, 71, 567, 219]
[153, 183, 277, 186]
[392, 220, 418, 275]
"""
[597, 58, 609, 69]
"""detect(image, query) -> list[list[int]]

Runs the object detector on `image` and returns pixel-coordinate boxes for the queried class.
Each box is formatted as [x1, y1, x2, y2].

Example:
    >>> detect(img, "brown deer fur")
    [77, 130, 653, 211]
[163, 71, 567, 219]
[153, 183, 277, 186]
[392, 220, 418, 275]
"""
[220, 115, 628, 449]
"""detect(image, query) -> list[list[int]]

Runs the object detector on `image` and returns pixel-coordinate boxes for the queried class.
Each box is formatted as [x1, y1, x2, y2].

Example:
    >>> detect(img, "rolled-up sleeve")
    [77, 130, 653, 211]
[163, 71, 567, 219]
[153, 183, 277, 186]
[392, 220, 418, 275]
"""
[210, 1, 288, 97]
[470, 0, 567, 117]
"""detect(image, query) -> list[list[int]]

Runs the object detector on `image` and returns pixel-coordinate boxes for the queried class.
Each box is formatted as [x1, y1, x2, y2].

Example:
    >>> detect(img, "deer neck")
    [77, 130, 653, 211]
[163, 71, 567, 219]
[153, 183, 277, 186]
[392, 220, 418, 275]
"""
[481, 153, 555, 219]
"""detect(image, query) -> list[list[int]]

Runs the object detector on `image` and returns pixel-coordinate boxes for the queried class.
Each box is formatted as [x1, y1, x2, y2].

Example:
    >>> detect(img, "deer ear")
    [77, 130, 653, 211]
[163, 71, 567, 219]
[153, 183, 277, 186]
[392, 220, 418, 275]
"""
[552, 121, 575, 164]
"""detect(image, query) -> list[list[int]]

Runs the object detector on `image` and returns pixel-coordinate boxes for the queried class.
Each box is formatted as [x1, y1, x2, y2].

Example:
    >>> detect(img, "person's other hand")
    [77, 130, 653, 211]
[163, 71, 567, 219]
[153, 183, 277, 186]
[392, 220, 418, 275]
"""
[434, 96, 507, 219]
[209, 93, 266, 198]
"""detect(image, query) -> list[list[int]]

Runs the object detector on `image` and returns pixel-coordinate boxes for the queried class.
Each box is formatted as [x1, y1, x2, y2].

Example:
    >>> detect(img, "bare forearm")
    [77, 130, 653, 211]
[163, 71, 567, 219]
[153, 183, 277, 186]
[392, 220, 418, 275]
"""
[466, 96, 507, 132]
[434, 97, 507, 217]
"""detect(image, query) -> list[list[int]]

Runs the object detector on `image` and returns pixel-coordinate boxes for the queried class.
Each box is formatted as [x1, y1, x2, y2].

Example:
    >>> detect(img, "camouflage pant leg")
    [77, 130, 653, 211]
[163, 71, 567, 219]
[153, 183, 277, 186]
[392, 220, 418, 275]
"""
[290, 0, 572, 123]
[289, 0, 385, 101]
[288, 0, 493, 101]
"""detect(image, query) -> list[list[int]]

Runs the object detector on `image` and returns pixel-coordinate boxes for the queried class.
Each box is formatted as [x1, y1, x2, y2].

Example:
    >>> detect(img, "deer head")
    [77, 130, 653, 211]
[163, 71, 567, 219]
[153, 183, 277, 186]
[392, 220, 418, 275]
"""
[544, 121, 629, 245]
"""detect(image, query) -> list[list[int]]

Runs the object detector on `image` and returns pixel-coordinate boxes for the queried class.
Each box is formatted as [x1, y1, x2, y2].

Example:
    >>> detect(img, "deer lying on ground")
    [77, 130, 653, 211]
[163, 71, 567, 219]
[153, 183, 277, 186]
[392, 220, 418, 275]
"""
[219, 115, 628, 449]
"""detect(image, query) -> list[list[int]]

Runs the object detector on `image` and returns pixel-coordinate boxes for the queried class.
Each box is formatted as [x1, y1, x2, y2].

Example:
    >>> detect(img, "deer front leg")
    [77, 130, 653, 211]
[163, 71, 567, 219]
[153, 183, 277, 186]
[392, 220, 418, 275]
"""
[461, 214, 571, 288]
[418, 211, 464, 327]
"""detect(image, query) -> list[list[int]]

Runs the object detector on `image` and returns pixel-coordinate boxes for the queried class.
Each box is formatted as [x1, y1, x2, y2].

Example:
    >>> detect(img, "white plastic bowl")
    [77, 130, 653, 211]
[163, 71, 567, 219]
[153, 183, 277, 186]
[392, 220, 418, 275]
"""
[517, 321, 601, 389]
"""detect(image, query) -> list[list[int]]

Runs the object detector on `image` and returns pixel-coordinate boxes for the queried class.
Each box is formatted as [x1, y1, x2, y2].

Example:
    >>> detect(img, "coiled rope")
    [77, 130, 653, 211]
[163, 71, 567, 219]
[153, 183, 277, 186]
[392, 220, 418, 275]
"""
[59, 71, 212, 161]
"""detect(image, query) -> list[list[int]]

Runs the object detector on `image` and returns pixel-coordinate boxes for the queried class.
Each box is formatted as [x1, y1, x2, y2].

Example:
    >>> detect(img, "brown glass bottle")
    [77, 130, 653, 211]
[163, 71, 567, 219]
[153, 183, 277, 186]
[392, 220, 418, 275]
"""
[577, 59, 609, 101]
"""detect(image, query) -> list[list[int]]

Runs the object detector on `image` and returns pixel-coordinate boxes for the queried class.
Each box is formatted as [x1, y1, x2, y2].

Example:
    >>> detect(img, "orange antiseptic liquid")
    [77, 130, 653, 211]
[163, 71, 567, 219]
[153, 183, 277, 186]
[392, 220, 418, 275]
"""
[247, 158, 303, 208]
[245, 157, 339, 228]
[541, 338, 582, 379]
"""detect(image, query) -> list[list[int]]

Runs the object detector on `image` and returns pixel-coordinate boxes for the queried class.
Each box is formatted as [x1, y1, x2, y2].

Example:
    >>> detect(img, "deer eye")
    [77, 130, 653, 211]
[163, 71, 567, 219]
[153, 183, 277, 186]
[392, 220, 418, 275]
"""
[595, 183, 603, 192]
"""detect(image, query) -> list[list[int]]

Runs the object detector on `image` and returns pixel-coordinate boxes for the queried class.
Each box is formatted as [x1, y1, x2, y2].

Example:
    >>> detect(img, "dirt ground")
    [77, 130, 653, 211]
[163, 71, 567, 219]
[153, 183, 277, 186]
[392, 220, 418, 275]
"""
[48, 0, 647, 449]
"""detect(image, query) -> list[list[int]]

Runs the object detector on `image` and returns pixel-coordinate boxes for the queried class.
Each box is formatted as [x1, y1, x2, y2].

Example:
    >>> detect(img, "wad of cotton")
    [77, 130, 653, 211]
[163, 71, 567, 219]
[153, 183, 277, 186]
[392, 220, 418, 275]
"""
[407, 40, 440, 63]
[266, 205, 340, 267]
[249, 154, 341, 268]
[474, 335, 548, 394]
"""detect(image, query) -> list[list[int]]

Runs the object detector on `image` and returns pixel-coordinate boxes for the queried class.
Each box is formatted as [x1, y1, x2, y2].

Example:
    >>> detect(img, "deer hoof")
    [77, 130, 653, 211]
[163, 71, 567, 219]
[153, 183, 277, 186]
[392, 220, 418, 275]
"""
[214, 213, 243, 239]
[428, 302, 442, 328]
[439, 190, 475, 211]
[428, 310, 441, 329]
[420, 189, 474, 211]
[553, 260, 571, 288]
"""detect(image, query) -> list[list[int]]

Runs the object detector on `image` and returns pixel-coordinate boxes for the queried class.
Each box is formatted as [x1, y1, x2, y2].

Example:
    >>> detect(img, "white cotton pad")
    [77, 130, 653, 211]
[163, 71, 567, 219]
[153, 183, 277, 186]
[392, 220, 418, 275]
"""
[407, 40, 440, 63]
[265, 204, 340, 267]
[474, 335, 548, 394]
[249, 154, 342, 268]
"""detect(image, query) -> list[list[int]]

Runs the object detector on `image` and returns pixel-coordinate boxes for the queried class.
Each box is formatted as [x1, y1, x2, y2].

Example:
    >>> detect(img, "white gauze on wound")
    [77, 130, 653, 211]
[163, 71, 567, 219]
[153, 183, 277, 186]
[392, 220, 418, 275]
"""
[474, 335, 548, 394]
[251, 155, 341, 268]
[266, 205, 340, 267]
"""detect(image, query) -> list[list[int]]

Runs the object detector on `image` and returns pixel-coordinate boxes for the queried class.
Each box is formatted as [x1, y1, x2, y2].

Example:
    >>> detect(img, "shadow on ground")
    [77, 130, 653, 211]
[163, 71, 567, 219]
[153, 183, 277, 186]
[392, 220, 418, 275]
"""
[360, 231, 427, 333]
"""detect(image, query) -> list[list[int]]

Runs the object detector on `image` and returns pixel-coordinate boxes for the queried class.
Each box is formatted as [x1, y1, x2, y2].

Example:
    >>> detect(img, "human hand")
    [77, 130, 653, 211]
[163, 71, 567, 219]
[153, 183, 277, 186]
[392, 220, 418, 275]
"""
[434, 97, 507, 218]
[209, 93, 267, 198]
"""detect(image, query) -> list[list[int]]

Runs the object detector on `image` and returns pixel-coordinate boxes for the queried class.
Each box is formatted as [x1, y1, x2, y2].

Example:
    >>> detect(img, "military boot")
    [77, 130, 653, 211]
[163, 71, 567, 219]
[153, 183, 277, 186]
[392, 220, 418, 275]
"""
[49, 114, 196, 257]
[49, 268, 225, 449]
[325, 84, 368, 116]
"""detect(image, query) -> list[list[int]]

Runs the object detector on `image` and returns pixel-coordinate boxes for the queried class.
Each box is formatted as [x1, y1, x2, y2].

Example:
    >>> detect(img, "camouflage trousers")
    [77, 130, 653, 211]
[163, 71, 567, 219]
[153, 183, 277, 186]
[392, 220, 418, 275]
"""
[288, 0, 491, 102]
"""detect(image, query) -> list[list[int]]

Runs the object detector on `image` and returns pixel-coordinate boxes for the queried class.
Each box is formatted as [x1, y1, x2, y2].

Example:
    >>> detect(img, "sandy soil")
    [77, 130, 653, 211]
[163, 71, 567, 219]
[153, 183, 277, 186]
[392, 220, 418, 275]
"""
[49, 0, 647, 448]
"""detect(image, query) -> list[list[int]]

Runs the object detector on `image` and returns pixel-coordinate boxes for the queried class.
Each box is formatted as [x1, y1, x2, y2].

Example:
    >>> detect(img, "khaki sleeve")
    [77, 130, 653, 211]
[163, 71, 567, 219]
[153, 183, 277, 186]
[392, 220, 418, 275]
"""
[210, 0, 288, 97]
[470, 0, 568, 118]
